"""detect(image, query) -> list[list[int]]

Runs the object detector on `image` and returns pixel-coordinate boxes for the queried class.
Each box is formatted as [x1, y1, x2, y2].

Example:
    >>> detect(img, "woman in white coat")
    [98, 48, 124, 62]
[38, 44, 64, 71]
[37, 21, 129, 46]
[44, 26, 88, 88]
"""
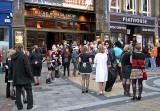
[94, 46, 108, 95]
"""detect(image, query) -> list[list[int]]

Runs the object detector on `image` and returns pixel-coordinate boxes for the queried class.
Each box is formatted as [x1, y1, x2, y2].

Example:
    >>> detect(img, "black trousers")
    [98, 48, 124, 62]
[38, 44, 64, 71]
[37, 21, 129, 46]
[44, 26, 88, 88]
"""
[6, 82, 10, 98]
[105, 67, 118, 92]
[64, 65, 70, 76]
[16, 84, 33, 109]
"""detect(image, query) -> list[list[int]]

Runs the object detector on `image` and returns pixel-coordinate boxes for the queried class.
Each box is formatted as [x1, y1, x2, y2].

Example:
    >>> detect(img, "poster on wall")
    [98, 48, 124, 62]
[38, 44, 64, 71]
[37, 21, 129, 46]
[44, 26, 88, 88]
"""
[136, 35, 142, 49]
[12, 28, 25, 47]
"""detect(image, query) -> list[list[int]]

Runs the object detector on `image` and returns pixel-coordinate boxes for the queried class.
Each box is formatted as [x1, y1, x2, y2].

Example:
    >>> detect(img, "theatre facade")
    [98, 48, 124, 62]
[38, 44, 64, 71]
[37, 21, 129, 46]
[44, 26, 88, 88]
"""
[24, 0, 95, 49]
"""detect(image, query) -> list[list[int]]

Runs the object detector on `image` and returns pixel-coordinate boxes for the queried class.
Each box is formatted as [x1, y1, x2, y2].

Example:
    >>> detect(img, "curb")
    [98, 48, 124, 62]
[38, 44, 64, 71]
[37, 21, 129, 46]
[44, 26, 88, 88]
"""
[0, 100, 15, 111]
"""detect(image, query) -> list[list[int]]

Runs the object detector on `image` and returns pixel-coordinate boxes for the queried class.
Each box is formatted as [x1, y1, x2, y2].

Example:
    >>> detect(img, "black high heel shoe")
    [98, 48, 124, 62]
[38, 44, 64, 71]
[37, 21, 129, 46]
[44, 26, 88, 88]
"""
[131, 96, 137, 100]
[137, 96, 141, 100]
[82, 90, 85, 93]
[86, 90, 88, 93]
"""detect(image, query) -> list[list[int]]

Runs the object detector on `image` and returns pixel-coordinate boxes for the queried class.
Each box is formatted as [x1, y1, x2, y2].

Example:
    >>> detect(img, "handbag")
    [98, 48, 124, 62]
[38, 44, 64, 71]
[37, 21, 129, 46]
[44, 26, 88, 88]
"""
[137, 60, 147, 80]
[143, 72, 147, 80]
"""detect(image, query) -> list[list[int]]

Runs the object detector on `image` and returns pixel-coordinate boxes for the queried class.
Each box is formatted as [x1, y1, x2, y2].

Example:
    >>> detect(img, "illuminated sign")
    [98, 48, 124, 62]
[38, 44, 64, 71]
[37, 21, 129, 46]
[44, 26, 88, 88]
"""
[25, 0, 94, 11]
[63, 0, 94, 10]
[122, 17, 147, 24]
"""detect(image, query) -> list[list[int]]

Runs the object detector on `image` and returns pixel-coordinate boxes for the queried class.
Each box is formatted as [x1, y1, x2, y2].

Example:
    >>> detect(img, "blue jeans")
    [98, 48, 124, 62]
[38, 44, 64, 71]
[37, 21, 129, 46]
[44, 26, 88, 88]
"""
[145, 57, 150, 69]
[73, 62, 78, 71]
[150, 58, 156, 71]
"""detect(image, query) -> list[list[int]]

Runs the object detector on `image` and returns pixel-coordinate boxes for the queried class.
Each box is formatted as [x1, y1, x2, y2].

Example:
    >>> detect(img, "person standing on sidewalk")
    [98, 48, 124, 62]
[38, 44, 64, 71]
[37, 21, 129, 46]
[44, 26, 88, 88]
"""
[79, 46, 92, 93]
[10, 43, 34, 110]
[130, 44, 145, 100]
[72, 46, 79, 77]
[121, 45, 132, 96]
[113, 41, 123, 81]
[1, 46, 7, 72]
[30, 48, 43, 85]
[5, 49, 16, 98]
[149, 43, 157, 72]
[104, 40, 117, 92]
[94, 46, 108, 95]
[62, 47, 71, 78]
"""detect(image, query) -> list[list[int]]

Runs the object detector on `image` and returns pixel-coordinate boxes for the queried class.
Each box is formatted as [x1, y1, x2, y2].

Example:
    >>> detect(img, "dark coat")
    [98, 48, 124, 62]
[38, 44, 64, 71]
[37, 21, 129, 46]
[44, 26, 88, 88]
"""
[62, 54, 71, 66]
[30, 52, 42, 66]
[107, 48, 117, 68]
[5, 58, 12, 83]
[10, 52, 34, 85]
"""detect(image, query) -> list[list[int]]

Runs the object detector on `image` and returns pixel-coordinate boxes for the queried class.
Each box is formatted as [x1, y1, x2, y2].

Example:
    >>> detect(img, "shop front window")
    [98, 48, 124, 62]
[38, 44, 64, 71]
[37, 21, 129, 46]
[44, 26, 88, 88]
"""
[75, 22, 89, 31]
[57, 21, 73, 30]
[0, 28, 9, 50]
[36, 20, 55, 29]
[141, 0, 151, 16]
[126, 0, 137, 14]
[0, 28, 4, 41]
[25, 19, 36, 27]
[109, 0, 121, 13]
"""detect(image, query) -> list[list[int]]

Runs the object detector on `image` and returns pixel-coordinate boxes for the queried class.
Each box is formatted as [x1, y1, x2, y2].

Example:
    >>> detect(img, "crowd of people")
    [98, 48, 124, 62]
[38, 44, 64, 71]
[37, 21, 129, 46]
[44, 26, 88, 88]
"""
[0, 40, 160, 110]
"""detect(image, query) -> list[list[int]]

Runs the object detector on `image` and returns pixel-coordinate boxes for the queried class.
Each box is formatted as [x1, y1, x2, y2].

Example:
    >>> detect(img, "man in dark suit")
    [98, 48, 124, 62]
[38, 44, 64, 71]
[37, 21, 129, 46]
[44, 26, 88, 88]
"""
[11, 43, 34, 110]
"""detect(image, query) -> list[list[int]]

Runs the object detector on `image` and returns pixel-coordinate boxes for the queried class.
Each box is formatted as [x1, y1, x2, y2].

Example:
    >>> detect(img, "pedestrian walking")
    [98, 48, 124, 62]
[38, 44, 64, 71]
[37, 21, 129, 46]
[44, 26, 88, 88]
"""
[94, 46, 108, 95]
[130, 44, 145, 100]
[79, 46, 92, 93]
[10, 43, 34, 110]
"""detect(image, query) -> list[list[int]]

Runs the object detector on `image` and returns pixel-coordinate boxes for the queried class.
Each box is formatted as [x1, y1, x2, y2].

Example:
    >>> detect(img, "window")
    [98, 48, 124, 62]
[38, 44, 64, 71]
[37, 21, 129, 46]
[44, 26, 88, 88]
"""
[141, 0, 151, 16]
[126, 0, 137, 14]
[109, 0, 121, 12]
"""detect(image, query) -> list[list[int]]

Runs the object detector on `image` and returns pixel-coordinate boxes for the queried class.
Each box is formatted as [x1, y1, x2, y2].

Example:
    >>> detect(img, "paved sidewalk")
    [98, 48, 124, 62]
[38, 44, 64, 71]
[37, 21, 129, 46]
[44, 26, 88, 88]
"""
[91, 97, 160, 111]
[1, 64, 160, 111]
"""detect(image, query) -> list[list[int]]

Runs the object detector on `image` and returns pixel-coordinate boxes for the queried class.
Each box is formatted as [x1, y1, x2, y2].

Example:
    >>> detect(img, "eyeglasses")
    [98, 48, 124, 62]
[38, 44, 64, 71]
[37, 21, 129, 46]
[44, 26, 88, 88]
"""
[105, 44, 109, 45]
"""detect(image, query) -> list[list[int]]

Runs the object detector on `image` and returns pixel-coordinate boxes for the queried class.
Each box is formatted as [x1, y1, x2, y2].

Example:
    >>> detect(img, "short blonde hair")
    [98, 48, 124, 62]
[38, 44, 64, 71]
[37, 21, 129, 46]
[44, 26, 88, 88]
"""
[98, 46, 105, 53]
[123, 45, 132, 52]
[8, 49, 16, 58]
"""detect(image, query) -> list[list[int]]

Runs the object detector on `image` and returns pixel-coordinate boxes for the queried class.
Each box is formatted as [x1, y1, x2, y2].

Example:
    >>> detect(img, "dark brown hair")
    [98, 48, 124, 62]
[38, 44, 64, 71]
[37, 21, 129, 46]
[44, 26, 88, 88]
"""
[14, 43, 24, 52]
[135, 44, 141, 51]
[63, 48, 70, 56]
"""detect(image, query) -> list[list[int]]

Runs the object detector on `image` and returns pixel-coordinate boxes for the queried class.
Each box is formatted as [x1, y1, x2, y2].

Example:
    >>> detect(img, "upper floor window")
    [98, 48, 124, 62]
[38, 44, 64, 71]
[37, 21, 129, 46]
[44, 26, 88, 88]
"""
[141, 0, 151, 16]
[126, 0, 137, 14]
[109, 0, 121, 12]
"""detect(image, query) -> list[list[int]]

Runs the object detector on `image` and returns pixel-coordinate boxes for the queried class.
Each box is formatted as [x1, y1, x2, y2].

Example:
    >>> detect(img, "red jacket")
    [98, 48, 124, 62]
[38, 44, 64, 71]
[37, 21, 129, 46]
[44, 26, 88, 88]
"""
[0, 53, 2, 63]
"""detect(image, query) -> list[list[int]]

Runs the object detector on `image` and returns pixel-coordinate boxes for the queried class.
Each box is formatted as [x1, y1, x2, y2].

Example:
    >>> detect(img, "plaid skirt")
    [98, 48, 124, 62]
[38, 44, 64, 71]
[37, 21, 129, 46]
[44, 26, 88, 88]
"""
[130, 69, 143, 80]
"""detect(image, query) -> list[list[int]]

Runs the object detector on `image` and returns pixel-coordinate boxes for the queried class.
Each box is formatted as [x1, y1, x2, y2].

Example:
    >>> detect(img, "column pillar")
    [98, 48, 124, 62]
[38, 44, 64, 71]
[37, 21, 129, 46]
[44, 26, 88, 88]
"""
[12, 0, 26, 48]
[96, 0, 110, 42]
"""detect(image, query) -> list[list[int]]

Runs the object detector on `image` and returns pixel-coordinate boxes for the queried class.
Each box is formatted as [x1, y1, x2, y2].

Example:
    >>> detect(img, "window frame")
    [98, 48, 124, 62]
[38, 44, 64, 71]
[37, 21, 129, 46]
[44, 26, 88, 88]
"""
[141, 0, 151, 16]
[109, 0, 121, 13]
[126, 0, 137, 14]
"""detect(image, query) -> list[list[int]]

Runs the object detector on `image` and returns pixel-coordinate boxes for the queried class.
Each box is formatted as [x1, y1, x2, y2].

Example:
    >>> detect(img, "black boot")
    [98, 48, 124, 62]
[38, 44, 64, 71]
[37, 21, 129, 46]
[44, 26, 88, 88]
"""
[126, 84, 131, 97]
[55, 70, 60, 78]
[46, 79, 49, 84]
[122, 83, 127, 96]
[137, 85, 143, 100]
[131, 85, 137, 100]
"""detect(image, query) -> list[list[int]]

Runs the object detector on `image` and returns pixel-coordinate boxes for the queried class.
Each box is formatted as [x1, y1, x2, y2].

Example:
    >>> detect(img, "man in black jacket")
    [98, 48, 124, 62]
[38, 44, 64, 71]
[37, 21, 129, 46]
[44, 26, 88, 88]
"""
[10, 44, 34, 110]
[104, 40, 118, 92]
